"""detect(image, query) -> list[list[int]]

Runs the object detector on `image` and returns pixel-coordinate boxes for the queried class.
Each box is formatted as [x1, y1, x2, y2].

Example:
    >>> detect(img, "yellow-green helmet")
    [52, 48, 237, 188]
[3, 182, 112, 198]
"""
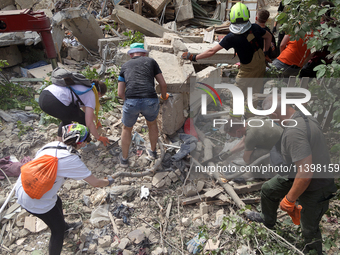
[229, 2, 250, 24]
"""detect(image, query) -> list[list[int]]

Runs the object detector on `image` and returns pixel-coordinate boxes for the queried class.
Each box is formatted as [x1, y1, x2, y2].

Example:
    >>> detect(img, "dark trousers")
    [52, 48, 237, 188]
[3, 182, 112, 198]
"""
[27, 196, 66, 255]
[39, 90, 86, 137]
[260, 175, 337, 254]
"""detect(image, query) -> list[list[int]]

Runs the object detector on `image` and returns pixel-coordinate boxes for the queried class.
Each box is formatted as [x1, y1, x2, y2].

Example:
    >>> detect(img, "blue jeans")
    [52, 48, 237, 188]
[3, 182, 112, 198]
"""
[122, 98, 159, 127]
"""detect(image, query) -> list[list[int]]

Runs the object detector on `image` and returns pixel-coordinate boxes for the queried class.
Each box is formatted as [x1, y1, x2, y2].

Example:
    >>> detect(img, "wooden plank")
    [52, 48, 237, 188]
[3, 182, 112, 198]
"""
[204, 188, 223, 198]
[181, 194, 207, 205]
[216, 193, 229, 202]
[233, 182, 265, 195]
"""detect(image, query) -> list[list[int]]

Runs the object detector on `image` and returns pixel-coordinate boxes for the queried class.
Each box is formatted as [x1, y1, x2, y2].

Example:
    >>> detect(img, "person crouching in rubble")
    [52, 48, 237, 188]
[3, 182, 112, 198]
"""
[224, 117, 282, 165]
[39, 68, 110, 147]
[15, 124, 114, 255]
[117, 43, 168, 168]
[246, 95, 337, 254]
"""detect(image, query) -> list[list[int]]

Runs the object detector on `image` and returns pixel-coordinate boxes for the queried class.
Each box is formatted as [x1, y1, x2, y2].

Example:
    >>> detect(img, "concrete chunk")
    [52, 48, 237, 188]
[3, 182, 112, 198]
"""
[184, 43, 237, 65]
[0, 0, 14, 9]
[68, 45, 88, 61]
[111, 5, 170, 38]
[53, 8, 103, 51]
[0, 45, 22, 67]
[144, 37, 174, 53]
[175, 0, 194, 22]
[144, 0, 169, 15]
[161, 93, 185, 135]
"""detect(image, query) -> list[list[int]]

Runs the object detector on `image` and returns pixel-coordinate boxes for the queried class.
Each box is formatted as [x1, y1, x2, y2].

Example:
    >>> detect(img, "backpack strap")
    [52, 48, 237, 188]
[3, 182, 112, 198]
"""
[69, 88, 85, 107]
[69, 85, 94, 96]
[296, 111, 311, 142]
[41, 145, 81, 158]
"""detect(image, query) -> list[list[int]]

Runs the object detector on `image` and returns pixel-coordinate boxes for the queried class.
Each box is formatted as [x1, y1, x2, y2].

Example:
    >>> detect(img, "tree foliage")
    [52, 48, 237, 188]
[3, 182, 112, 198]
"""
[277, 0, 340, 78]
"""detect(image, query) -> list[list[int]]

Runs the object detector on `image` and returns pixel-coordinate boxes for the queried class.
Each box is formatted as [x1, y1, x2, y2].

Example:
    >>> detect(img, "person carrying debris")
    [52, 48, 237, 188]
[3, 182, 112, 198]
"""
[246, 95, 337, 254]
[224, 117, 282, 165]
[117, 43, 168, 168]
[39, 68, 110, 146]
[15, 123, 114, 255]
[182, 2, 272, 117]
[255, 9, 277, 60]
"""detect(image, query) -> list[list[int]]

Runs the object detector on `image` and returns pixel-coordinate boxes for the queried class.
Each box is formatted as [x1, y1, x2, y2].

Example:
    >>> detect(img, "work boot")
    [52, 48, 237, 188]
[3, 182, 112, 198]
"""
[119, 152, 129, 168]
[245, 211, 275, 228]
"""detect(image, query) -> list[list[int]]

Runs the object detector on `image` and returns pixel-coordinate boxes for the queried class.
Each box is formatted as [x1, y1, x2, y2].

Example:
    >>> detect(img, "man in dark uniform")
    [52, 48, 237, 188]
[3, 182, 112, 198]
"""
[247, 94, 337, 254]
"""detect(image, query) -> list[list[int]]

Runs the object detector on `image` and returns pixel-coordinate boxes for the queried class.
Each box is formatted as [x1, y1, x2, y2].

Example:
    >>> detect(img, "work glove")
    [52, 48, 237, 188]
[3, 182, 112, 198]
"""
[186, 233, 206, 254]
[106, 175, 114, 186]
[280, 196, 302, 225]
[98, 136, 109, 146]
[272, 26, 277, 34]
[160, 93, 169, 100]
[181, 52, 197, 62]
[96, 121, 102, 128]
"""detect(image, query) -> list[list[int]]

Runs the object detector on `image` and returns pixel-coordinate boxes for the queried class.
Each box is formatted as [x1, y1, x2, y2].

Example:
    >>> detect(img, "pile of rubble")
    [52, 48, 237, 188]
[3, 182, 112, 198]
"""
[3, 1, 339, 255]
[0, 104, 274, 254]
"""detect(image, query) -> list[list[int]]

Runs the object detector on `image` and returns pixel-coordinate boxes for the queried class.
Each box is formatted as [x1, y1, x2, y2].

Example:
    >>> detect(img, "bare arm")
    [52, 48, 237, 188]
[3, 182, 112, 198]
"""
[230, 136, 246, 154]
[280, 34, 290, 53]
[196, 44, 224, 60]
[118, 81, 126, 100]
[85, 107, 100, 139]
[84, 174, 109, 187]
[243, 150, 254, 165]
[262, 31, 272, 52]
[155, 73, 167, 99]
[286, 155, 313, 201]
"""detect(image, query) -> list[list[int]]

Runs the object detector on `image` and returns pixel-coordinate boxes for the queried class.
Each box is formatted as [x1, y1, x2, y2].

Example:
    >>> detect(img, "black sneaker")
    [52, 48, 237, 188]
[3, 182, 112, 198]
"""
[245, 211, 275, 228]
[245, 211, 265, 223]
[119, 152, 129, 168]
[146, 149, 157, 160]
[65, 221, 82, 237]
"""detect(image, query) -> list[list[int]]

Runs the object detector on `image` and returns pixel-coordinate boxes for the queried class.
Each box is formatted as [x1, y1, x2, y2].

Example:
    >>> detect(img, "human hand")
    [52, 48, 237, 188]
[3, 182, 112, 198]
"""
[181, 52, 197, 62]
[106, 175, 114, 186]
[280, 196, 302, 225]
[160, 93, 169, 100]
[98, 136, 109, 146]
[186, 233, 206, 254]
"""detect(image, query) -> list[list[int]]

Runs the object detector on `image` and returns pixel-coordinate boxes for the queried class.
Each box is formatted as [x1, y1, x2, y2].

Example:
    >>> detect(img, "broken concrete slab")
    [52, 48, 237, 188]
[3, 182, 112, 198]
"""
[118, 237, 130, 250]
[98, 37, 127, 57]
[184, 43, 237, 65]
[144, 0, 169, 15]
[0, 45, 22, 67]
[144, 37, 174, 53]
[127, 229, 145, 244]
[190, 66, 223, 115]
[53, 8, 103, 52]
[15, 0, 35, 9]
[68, 45, 88, 62]
[161, 93, 186, 135]
[1, 4, 16, 11]
[175, 0, 194, 22]
[111, 5, 170, 38]
[0, 0, 14, 9]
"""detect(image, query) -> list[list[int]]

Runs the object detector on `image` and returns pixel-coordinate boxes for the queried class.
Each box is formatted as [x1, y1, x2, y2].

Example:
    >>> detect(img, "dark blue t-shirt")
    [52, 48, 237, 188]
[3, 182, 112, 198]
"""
[219, 24, 266, 64]
[119, 56, 162, 99]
